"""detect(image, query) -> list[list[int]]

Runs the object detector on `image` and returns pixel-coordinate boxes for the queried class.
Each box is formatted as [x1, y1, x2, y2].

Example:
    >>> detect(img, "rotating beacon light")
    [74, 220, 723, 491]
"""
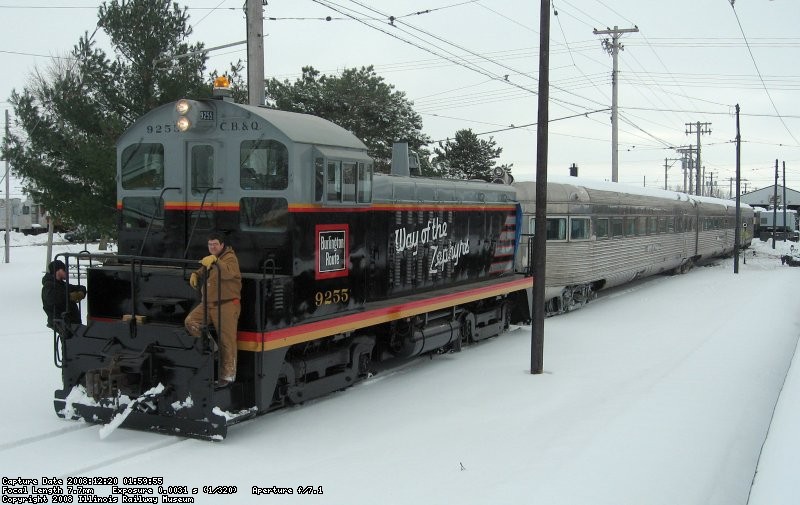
[212, 75, 232, 100]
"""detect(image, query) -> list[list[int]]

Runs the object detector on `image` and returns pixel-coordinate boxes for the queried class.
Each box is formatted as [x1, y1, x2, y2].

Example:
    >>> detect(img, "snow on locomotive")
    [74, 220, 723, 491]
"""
[52, 81, 531, 439]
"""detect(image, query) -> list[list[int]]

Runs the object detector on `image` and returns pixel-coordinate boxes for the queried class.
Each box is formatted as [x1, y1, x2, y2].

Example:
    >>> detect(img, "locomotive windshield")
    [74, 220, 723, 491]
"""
[121, 143, 164, 190]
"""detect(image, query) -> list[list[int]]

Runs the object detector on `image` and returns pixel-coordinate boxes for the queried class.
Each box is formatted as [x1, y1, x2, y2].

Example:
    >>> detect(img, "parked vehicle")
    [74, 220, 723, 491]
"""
[64, 227, 100, 243]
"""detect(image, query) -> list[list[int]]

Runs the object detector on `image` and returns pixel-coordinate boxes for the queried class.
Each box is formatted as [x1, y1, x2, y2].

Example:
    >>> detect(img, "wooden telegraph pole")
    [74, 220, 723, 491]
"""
[246, 0, 266, 106]
[734, 105, 741, 273]
[593, 25, 638, 182]
[531, 0, 550, 375]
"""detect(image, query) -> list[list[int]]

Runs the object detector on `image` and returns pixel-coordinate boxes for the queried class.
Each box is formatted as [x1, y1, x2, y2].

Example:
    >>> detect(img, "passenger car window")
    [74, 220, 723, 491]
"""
[636, 217, 647, 236]
[570, 217, 590, 240]
[611, 218, 623, 238]
[531, 217, 567, 241]
[595, 218, 609, 239]
[624, 218, 635, 237]
[647, 217, 658, 235]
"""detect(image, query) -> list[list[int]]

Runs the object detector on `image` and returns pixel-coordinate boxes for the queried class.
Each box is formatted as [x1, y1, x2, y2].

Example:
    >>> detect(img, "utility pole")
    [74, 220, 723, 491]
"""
[676, 146, 695, 194]
[783, 161, 787, 242]
[246, 0, 266, 106]
[734, 104, 741, 273]
[703, 172, 708, 196]
[686, 122, 711, 196]
[594, 25, 638, 183]
[707, 171, 713, 197]
[772, 159, 778, 249]
[675, 144, 695, 195]
[682, 156, 687, 192]
[531, 0, 550, 375]
[664, 158, 680, 190]
[4, 109, 9, 264]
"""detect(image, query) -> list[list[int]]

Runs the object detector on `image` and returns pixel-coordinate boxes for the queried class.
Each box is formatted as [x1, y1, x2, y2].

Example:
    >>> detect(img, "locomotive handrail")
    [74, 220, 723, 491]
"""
[52, 252, 93, 369]
[519, 233, 535, 277]
[58, 251, 226, 353]
[139, 186, 180, 257]
[183, 187, 222, 259]
[258, 258, 277, 360]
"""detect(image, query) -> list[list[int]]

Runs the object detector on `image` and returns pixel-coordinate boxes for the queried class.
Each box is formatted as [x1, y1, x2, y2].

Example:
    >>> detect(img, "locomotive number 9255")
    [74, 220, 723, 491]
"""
[314, 289, 350, 306]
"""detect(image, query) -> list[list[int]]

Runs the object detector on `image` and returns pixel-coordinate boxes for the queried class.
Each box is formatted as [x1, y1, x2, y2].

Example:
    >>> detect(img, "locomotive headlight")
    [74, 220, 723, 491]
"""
[176, 116, 191, 132]
[175, 99, 191, 115]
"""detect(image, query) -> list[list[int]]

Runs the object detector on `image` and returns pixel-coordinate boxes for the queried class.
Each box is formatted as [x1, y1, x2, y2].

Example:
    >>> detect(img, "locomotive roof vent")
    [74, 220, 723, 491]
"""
[391, 142, 420, 177]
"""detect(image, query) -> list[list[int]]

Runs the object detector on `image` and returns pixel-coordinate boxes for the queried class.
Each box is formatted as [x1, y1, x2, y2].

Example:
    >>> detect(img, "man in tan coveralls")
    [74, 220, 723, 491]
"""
[185, 232, 242, 388]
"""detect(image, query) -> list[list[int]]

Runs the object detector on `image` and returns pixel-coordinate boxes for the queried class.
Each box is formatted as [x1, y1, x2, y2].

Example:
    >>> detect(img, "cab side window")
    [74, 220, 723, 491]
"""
[323, 159, 372, 204]
[240, 140, 288, 190]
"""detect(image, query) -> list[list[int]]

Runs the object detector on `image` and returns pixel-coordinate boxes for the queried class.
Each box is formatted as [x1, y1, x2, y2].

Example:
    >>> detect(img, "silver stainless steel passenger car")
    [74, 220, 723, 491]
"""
[514, 177, 753, 315]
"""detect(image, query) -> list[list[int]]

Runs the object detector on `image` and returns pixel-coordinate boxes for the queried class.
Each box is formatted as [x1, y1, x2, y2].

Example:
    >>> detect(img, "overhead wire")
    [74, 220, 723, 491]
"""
[325, 0, 614, 116]
[310, 0, 538, 98]
[548, 0, 679, 154]
[394, 0, 480, 20]
[427, 108, 611, 144]
[728, 1, 799, 146]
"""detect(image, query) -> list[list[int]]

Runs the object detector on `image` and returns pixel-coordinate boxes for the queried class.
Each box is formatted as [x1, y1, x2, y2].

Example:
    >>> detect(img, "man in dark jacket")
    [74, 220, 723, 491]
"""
[42, 260, 86, 329]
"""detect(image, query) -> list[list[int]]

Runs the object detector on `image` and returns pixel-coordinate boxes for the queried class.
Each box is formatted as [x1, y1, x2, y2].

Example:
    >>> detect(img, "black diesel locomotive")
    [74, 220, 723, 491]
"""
[53, 82, 532, 439]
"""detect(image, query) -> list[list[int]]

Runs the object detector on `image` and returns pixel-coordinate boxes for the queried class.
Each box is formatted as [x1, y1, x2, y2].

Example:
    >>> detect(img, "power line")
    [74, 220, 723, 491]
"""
[728, 1, 799, 145]
[395, 0, 479, 20]
[620, 105, 800, 120]
[427, 108, 611, 144]
[0, 49, 76, 60]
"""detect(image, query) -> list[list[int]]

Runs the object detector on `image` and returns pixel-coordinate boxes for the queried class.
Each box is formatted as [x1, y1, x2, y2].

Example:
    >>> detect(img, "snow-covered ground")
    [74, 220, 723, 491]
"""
[0, 232, 797, 505]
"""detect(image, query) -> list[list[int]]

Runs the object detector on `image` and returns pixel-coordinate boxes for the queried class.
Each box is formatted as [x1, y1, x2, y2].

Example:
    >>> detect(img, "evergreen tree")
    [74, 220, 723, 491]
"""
[3, 0, 214, 234]
[266, 65, 430, 172]
[431, 129, 512, 181]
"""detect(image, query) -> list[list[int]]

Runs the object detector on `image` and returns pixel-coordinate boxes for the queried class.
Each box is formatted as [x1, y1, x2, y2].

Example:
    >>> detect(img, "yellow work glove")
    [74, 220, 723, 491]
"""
[189, 272, 199, 289]
[69, 291, 85, 302]
[200, 255, 218, 268]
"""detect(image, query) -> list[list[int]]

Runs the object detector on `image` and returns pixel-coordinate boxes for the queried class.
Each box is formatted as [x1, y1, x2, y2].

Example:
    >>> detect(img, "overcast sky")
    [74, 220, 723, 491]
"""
[1, 0, 798, 196]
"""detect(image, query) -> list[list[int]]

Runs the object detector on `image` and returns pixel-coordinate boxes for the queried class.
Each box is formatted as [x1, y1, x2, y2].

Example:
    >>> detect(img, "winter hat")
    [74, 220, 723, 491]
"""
[48, 260, 66, 273]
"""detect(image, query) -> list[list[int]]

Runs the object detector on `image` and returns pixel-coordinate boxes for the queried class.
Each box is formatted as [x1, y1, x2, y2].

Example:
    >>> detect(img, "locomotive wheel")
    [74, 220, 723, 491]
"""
[502, 303, 512, 330]
[461, 315, 475, 343]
